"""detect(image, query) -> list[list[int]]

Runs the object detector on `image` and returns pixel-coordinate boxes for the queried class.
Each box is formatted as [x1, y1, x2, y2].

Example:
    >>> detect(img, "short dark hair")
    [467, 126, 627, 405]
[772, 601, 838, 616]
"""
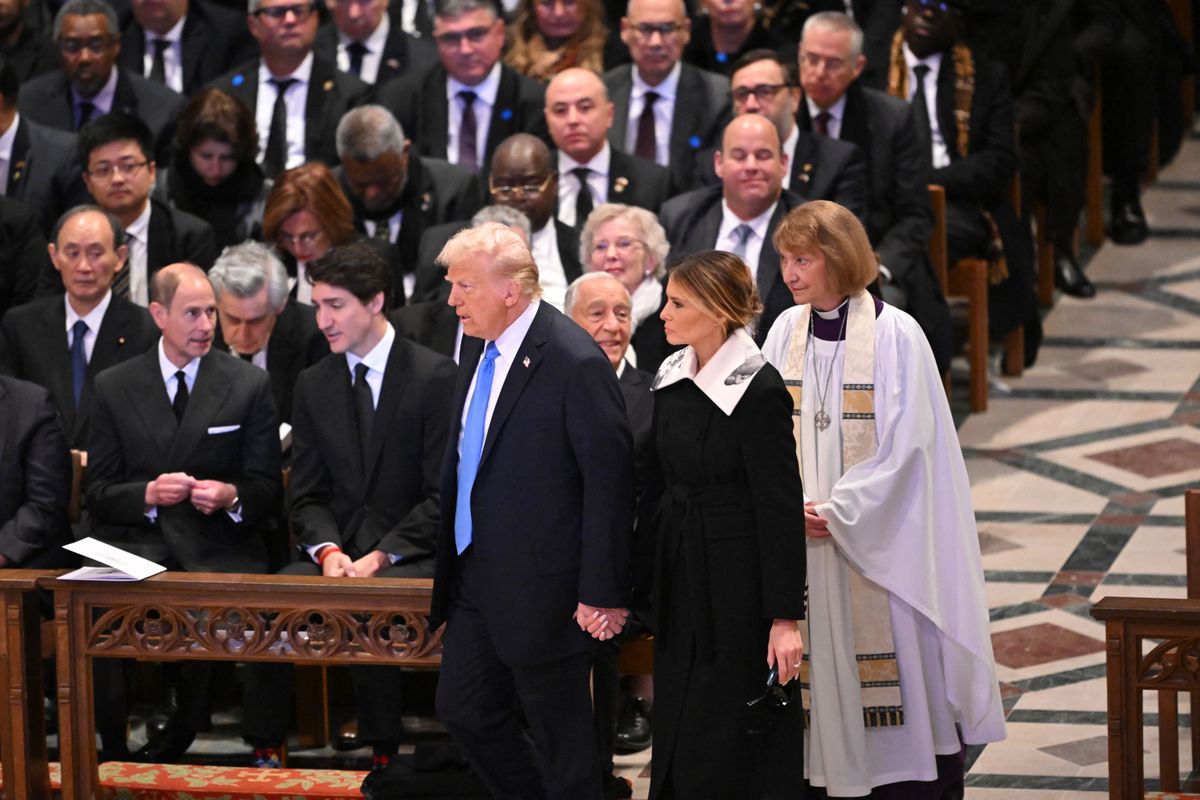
[730, 48, 798, 87]
[78, 112, 155, 171]
[306, 241, 393, 308]
[0, 55, 18, 105]
[51, 205, 125, 250]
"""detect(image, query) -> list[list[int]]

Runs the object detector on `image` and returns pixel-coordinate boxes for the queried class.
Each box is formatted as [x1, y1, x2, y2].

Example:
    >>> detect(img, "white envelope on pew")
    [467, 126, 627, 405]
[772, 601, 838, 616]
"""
[60, 537, 167, 581]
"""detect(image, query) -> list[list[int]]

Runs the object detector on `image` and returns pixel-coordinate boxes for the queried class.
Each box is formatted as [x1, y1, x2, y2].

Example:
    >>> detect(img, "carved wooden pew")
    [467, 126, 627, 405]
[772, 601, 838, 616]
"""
[41, 571, 441, 800]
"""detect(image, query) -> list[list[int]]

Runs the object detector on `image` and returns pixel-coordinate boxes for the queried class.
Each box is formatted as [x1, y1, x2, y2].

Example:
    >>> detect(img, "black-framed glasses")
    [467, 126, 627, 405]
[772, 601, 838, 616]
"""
[253, 3, 315, 21]
[433, 25, 494, 47]
[732, 83, 793, 104]
[489, 173, 554, 198]
[630, 21, 683, 39]
[58, 36, 115, 55]
[86, 160, 149, 180]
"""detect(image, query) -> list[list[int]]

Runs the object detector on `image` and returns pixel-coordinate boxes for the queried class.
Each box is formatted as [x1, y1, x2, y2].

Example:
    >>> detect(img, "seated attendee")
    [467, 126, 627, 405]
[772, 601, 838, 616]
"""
[681, 0, 794, 76]
[315, 0, 437, 85]
[0, 0, 58, 82]
[505, 0, 621, 80]
[210, 0, 371, 177]
[208, 240, 328, 425]
[335, 104, 482, 304]
[260, 162, 358, 305]
[0, 197, 50, 321]
[546, 67, 672, 232]
[1, 206, 157, 448]
[0, 54, 90, 235]
[163, 88, 267, 252]
[87, 262, 282, 763]
[18, 0, 185, 163]
[602, 0, 729, 194]
[69, 112, 217, 305]
[242, 241, 455, 771]
[118, 0, 259, 95]
[375, 0, 549, 173]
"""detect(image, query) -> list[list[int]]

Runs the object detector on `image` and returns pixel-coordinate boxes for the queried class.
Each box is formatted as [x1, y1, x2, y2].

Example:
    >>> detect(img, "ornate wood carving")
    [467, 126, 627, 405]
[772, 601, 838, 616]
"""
[1140, 636, 1200, 689]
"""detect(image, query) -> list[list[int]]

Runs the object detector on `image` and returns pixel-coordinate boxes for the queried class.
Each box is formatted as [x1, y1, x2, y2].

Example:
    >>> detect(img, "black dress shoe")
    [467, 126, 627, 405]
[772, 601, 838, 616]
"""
[1053, 252, 1096, 299]
[1110, 199, 1149, 245]
[614, 696, 652, 754]
[133, 721, 195, 763]
[603, 773, 634, 799]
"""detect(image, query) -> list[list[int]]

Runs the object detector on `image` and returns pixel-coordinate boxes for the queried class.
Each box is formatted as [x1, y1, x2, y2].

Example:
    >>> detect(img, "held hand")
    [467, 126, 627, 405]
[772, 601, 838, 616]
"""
[574, 603, 629, 641]
[351, 551, 391, 578]
[322, 551, 357, 577]
[804, 501, 831, 538]
[190, 480, 237, 515]
[146, 473, 196, 507]
[767, 619, 805, 686]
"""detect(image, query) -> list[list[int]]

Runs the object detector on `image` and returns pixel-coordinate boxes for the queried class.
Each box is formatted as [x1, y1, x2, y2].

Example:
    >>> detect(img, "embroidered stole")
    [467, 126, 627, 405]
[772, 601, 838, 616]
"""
[782, 290, 904, 728]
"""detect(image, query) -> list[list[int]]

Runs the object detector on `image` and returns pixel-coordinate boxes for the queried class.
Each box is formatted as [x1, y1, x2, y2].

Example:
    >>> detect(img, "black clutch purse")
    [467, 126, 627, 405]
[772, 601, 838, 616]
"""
[745, 666, 793, 736]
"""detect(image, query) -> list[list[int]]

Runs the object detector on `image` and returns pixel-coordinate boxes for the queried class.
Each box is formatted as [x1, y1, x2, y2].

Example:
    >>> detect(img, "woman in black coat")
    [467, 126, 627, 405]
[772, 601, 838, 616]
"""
[641, 250, 807, 799]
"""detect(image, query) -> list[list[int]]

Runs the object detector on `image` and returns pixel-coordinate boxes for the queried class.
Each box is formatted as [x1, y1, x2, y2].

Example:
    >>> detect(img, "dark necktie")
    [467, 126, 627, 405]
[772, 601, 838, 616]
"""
[239, 351, 255, 362]
[69, 319, 88, 409]
[263, 78, 297, 179]
[457, 91, 478, 171]
[372, 219, 392, 242]
[572, 167, 593, 227]
[910, 64, 932, 150]
[635, 90, 658, 162]
[112, 233, 132, 300]
[346, 40, 369, 78]
[814, 110, 832, 137]
[149, 38, 169, 84]
[172, 370, 188, 423]
[353, 362, 374, 466]
[76, 101, 95, 131]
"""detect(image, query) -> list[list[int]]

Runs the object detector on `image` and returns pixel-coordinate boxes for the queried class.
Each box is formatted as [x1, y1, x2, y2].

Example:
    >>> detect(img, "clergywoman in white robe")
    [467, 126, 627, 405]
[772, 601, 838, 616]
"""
[760, 201, 1005, 798]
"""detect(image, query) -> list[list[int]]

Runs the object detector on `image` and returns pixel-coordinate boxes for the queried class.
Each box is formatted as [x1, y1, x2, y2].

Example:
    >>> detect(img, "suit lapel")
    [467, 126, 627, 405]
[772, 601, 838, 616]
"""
[112, 70, 140, 117]
[179, 13, 206, 92]
[128, 349, 177, 461]
[363, 338, 407, 480]
[0, 381, 8, 468]
[79, 299, 137, 440]
[668, 66, 702, 162]
[934, 60, 957, 159]
[478, 307, 547, 468]
[8, 118, 31, 196]
[607, 67, 632, 150]
[222, 65, 259, 111]
[146, 201, 169, 278]
[607, 149, 634, 204]
[305, 58, 338, 162]
[168, 353, 235, 465]
[425, 68, 450, 160]
[486, 67, 521, 157]
[556, 220, 582, 282]
[757, 199, 787, 291]
[38, 300, 75, 434]
[789, 131, 818, 200]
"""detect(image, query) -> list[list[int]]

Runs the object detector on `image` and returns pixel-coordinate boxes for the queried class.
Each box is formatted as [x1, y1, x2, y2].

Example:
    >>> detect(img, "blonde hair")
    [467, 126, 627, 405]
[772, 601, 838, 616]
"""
[437, 221, 543, 300]
[772, 201, 878, 295]
[669, 250, 762, 338]
[579, 203, 669, 278]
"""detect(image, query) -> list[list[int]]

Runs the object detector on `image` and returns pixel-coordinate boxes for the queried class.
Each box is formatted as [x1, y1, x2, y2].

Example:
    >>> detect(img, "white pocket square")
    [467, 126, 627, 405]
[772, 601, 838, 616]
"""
[207, 424, 241, 434]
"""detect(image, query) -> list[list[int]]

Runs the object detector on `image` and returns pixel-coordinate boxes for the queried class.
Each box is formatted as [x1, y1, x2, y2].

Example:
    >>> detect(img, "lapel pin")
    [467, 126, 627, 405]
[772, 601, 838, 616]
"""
[803, 163, 813, 172]
[522, 356, 531, 368]
[118, 336, 126, 345]
[613, 176, 628, 194]
[11, 161, 24, 183]
[324, 80, 334, 91]
[420, 192, 432, 212]
[386, 58, 400, 69]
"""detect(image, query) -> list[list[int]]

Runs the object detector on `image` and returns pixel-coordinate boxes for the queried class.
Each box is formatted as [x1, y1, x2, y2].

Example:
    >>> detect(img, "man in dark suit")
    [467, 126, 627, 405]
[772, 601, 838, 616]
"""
[17, 0, 185, 164]
[209, 0, 371, 177]
[0, 0, 58, 82]
[602, 0, 729, 194]
[86, 261, 282, 762]
[660, 115, 801, 344]
[242, 241, 455, 770]
[208, 240, 327, 426]
[335, 104, 481, 305]
[118, 0, 258, 96]
[374, 0, 549, 174]
[64, 112, 216, 305]
[797, 10, 951, 372]
[0, 54, 89, 234]
[431, 222, 635, 799]
[546, 68, 672, 233]
[1, 206, 157, 449]
[316, 0, 436, 85]
[0, 197, 50, 320]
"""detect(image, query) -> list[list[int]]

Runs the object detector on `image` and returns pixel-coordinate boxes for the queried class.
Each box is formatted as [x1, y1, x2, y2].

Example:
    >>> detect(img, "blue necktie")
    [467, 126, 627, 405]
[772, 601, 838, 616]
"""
[455, 342, 500, 555]
[69, 319, 88, 409]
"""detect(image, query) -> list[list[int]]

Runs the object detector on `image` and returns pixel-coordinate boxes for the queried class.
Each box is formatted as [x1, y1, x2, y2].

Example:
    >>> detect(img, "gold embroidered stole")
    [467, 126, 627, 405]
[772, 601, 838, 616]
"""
[783, 291, 904, 728]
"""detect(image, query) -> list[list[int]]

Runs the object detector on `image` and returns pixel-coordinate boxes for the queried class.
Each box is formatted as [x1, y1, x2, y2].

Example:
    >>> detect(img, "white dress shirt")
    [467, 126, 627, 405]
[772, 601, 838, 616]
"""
[72, 67, 118, 117]
[780, 124, 799, 191]
[292, 261, 313, 305]
[447, 62, 500, 169]
[458, 300, 540, 456]
[0, 112, 18, 193]
[143, 15, 186, 93]
[556, 142, 611, 228]
[344, 321, 395, 409]
[65, 290, 113, 364]
[255, 53, 314, 171]
[337, 13, 391, 84]
[530, 223, 568, 311]
[805, 93, 848, 140]
[902, 44, 949, 169]
[125, 202, 153, 307]
[715, 198, 778, 286]
[625, 61, 680, 168]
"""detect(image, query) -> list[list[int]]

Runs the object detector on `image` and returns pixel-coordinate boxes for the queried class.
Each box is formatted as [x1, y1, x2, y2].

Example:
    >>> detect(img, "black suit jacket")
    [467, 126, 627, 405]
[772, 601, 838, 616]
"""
[658, 185, 803, 344]
[86, 348, 282, 573]
[429, 303, 635, 666]
[1, 25, 58, 83]
[0, 376, 71, 567]
[390, 301, 459, 360]
[375, 63, 550, 173]
[557, 147, 673, 229]
[0, 295, 158, 448]
[602, 62, 731, 193]
[17, 67, 186, 164]
[6, 117, 90, 235]
[0, 197, 49, 320]
[314, 20, 437, 86]
[118, 0, 259, 95]
[210, 56, 372, 168]
[289, 335, 455, 562]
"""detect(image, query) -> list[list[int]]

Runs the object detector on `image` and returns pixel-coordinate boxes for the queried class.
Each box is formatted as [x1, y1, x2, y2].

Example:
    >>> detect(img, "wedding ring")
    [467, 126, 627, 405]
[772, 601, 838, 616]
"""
[792, 662, 801, 667]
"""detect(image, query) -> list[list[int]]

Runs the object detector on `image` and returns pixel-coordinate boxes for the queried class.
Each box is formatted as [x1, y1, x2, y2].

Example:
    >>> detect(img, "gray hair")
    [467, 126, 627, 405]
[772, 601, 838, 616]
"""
[801, 11, 863, 59]
[208, 241, 290, 310]
[472, 205, 532, 245]
[564, 271, 631, 318]
[434, 0, 498, 20]
[335, 105, 407, 162]
[54, 0, 119, 39]
[579, 203, 669, 278]
[51, 204, 124, 251]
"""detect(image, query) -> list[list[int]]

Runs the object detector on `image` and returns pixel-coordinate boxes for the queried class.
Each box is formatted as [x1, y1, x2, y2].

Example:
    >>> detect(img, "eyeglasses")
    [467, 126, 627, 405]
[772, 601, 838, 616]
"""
[732, 83, 793, 104]
[629, 21, 683, 39]
[433, 25, 494, 47]
[86, 160, 149, 180]
[592, 237, 644, 256]
[800, 51, 847, 73]
[58, 36, 114, 55]
[253, 3, 315, 21]
[277, 230, 325, 248]
[489, 174, 553, 199]
[911, 0, 953, 11]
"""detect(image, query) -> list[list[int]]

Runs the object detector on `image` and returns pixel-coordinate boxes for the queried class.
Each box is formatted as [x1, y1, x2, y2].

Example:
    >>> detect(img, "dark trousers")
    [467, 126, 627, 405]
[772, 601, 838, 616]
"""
[945, 200, 1036, 340]
[435, 549, 602, 800]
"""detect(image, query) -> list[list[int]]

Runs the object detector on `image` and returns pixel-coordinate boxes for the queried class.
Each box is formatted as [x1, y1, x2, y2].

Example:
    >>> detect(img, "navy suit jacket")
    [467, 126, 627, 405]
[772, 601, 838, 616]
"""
[430, 303, 635, 666]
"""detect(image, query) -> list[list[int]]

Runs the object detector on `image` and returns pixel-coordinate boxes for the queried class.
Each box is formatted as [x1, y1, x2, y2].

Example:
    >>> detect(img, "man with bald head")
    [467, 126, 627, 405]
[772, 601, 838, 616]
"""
[87, 261, 282, 762]
[545, 67, 671, 232]
[659, 113, 802, 341]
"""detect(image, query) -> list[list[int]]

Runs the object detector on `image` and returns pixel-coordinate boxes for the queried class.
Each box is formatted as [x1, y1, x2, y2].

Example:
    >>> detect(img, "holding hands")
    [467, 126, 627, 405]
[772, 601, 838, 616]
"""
[574, 602, 629, 641]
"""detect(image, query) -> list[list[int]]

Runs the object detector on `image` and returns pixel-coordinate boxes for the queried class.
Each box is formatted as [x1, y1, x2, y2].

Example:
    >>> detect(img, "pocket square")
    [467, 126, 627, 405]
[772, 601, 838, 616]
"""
[207, 424, 241, 434]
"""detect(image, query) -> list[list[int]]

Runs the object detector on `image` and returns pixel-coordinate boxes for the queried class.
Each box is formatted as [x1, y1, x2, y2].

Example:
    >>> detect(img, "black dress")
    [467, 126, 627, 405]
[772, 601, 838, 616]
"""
[641, 362, 807, 800]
